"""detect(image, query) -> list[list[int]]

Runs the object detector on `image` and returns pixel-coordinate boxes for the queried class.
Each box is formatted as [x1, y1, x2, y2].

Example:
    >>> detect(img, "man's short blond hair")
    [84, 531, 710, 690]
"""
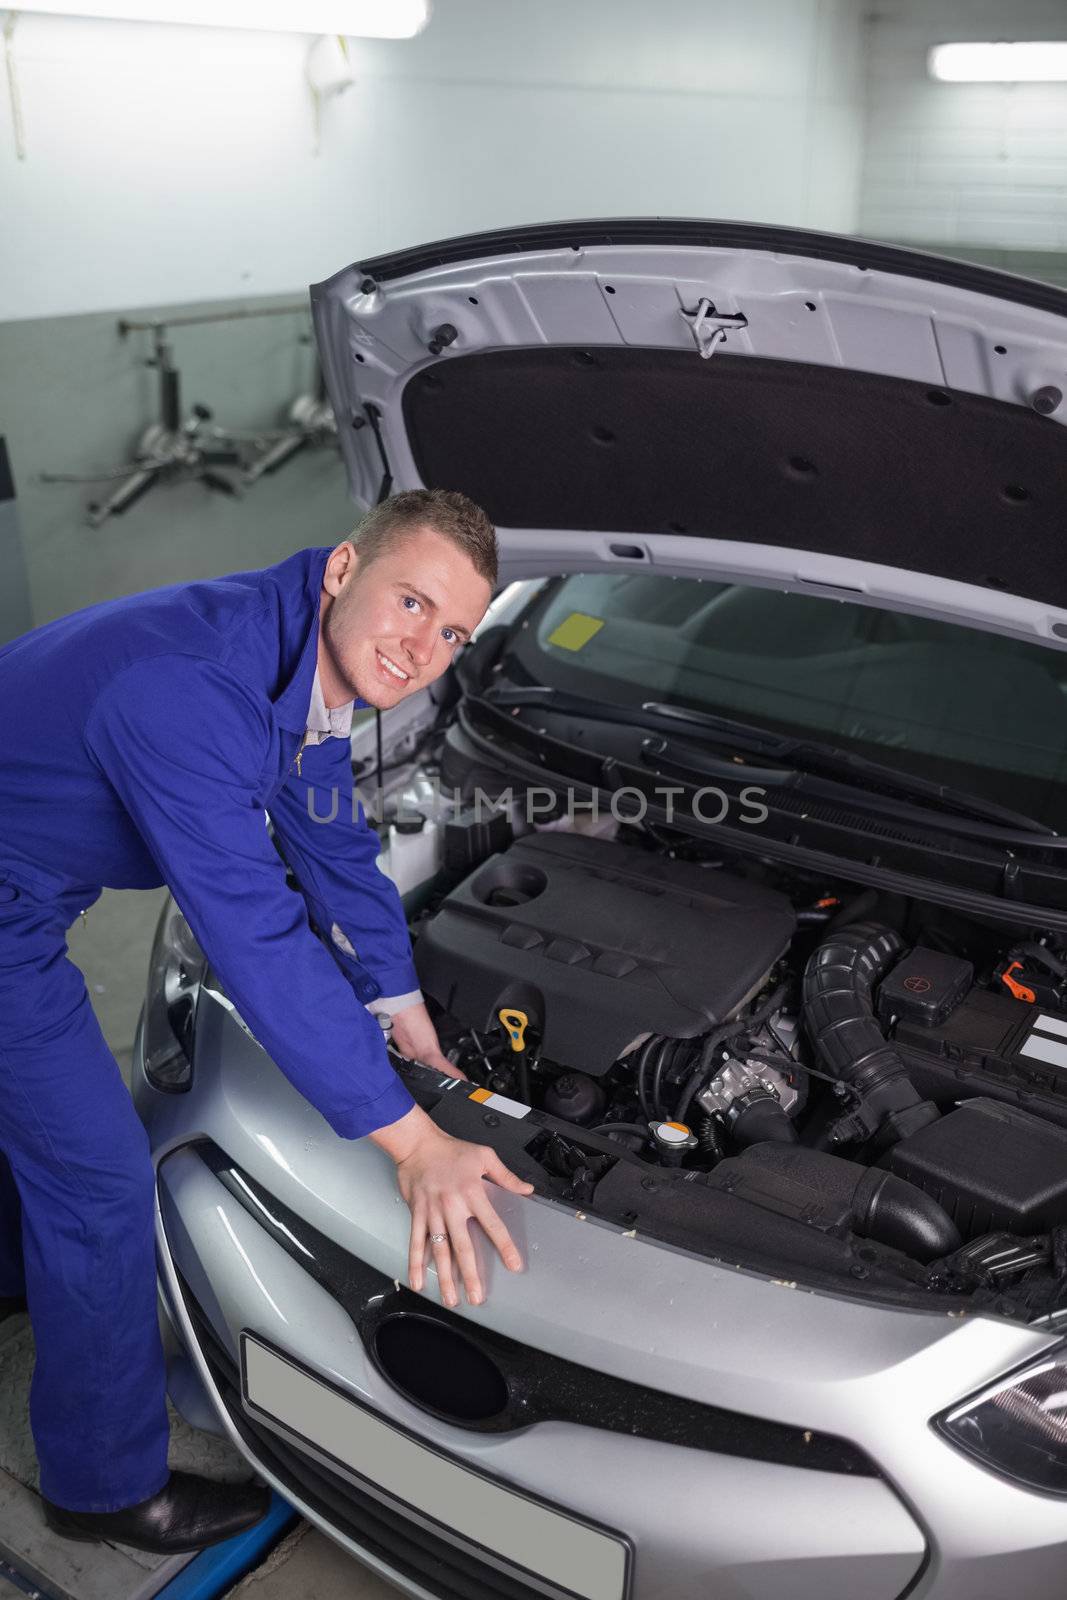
[350, 489, 497, 587]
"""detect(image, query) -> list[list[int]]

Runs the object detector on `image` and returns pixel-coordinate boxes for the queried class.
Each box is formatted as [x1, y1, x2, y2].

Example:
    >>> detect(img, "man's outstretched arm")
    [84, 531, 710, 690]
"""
[85, 654, 412, 1136]
[84, 653, 531, 1300]
[268, 731, 458, 1073]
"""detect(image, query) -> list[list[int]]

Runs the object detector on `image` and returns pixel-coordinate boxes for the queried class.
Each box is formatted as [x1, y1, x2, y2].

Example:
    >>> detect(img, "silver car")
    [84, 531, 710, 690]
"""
[135, 221, 1067, 1600]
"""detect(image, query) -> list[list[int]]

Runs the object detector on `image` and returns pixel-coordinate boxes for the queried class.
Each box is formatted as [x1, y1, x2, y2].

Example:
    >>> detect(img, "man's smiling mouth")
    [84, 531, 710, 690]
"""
[376, 649, 410, 683]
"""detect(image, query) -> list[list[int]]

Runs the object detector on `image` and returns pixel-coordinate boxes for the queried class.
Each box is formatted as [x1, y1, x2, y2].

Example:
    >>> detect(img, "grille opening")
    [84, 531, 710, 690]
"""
[374, 1313, 510, 1423]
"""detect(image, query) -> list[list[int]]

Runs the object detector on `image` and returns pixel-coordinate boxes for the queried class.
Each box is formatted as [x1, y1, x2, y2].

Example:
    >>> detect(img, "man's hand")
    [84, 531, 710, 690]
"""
[370, 1106, 534, 1307]
[388, 1000, 466, 1081]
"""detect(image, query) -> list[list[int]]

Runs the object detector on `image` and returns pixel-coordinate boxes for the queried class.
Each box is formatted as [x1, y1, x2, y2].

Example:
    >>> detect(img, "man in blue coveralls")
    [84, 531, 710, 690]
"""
[0, 488, 534, 1553]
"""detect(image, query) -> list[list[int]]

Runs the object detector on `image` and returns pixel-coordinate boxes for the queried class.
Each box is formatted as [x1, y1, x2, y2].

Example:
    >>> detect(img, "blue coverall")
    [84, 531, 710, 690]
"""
[0, 546, 418, 1510]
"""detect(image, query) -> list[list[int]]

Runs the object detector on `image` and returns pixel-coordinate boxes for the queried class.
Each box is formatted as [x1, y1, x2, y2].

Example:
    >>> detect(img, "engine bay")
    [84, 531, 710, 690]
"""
[393, 802, 1067, 1319]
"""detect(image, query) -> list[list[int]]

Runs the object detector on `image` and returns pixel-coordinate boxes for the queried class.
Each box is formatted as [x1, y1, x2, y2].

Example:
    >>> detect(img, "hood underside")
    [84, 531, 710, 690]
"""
[310, 219, 1067, 614]
[402, 347, 1067, 607]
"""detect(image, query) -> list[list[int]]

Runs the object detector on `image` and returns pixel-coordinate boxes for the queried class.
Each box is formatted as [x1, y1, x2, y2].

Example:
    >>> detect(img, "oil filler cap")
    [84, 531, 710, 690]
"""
[498, 1008, 529, 1052]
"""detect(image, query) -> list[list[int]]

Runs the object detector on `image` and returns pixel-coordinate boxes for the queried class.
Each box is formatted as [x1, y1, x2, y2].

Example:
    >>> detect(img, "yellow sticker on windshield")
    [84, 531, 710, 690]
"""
[546, 612, 604, 651]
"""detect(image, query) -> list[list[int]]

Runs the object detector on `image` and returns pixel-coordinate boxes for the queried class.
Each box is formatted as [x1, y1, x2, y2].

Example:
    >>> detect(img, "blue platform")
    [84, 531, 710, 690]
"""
[152, 1493, 298, 1600]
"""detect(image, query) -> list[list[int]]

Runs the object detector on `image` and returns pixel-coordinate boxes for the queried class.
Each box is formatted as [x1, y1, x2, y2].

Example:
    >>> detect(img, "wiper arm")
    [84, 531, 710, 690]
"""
[642, 700, 1055, 838]
[639, 732, 1057, 849]
[482, 686, 1055, 839]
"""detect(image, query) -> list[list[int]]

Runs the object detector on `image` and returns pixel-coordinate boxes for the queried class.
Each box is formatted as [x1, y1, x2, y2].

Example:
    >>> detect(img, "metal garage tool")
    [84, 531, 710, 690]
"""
[85, 328, 242, 526]
[242, 362, 338, 485]
[40, 326, 242, 527]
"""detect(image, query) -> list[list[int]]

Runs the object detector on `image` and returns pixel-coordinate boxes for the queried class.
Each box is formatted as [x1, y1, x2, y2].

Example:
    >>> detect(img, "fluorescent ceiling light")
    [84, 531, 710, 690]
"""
[16, 1, 430, 36]
[929, 42, 1067, 81]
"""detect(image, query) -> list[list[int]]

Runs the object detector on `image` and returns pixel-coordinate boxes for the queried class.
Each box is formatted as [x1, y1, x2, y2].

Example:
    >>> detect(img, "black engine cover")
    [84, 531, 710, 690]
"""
[414, 832, 795, 1073]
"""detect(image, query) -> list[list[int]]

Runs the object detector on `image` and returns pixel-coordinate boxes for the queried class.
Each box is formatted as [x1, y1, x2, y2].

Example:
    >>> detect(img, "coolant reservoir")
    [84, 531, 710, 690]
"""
[378, 814, 441, 898]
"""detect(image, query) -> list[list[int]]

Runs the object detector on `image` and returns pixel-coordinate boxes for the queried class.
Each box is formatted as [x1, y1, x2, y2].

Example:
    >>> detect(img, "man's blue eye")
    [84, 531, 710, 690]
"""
[402, 595, 418, 611]
[442, 629, 457, 645]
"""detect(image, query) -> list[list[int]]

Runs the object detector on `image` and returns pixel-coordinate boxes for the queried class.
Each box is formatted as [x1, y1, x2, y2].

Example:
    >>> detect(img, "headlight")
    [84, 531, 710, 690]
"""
[142, 896, 206, 1092]
[935, 1346, 1067, 1495]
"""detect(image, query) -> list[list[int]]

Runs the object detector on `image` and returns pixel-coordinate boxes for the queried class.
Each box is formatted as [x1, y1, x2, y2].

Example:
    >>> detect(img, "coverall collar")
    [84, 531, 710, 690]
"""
[271, 546, 331, 734]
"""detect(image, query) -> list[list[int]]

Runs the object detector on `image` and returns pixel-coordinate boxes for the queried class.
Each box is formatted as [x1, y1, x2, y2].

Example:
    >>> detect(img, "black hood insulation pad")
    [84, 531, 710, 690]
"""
[403, 347, 1067, 610]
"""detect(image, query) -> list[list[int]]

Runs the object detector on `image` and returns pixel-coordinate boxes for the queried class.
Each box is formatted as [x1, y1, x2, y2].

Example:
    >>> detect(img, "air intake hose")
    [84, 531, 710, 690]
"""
[802, 921, 939, 1148]
[851, 1167, 962, 1261]
[708, 1142, 961, 1263]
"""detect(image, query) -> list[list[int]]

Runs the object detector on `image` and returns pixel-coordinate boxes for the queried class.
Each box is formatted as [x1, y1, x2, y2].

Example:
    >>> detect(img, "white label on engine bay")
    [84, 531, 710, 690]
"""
[468, 1086, 530, 1119]
[1019, 1028, 1067, 1070]
[1034, 1013, 1067, 1040]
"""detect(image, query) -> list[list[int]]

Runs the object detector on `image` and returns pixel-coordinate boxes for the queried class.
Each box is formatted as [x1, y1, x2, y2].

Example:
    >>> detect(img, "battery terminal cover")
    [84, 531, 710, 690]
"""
[876, 947, 973, 1029]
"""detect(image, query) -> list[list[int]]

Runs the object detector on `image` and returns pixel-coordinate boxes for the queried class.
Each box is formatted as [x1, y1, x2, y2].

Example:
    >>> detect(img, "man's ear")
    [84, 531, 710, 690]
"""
[322, 540, 359, 598]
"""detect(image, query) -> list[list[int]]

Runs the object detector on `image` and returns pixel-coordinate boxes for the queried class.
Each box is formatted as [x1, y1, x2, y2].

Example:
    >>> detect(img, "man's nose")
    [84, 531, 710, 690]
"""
[403, 621, 435, 669]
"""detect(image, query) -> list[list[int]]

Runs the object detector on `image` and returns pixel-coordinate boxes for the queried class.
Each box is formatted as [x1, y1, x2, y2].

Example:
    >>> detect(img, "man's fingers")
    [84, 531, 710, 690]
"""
[428, 1215, 459, 1308]
[469, 1188, 524, 1273]
[444, 1200, 484, 1305]
[484, 1152, 535, 1195]
[408, 1198, 428, 1293]
[432, 1056, 469, 1082]
[400, 1138, 534, 1309]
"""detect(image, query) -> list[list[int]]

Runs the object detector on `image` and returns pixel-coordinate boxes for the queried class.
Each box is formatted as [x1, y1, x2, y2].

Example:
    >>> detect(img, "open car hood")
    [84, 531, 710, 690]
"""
[310, 220, 1067, 630]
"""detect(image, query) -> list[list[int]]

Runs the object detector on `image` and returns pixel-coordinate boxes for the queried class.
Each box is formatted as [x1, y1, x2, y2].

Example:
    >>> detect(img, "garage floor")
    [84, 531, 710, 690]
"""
[0, 888, 402, 1600]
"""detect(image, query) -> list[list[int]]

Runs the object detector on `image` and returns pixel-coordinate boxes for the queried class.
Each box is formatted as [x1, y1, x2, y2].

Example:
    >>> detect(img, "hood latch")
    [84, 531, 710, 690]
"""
[680, 297, 748, 359]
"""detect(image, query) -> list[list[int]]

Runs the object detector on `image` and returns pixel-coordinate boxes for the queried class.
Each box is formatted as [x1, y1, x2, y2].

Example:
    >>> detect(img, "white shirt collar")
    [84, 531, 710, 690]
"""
[305, 668, 354, 745]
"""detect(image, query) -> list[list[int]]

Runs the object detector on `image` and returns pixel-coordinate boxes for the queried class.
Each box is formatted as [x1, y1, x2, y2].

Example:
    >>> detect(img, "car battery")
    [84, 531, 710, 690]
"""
[889, 981, 1067, 1131]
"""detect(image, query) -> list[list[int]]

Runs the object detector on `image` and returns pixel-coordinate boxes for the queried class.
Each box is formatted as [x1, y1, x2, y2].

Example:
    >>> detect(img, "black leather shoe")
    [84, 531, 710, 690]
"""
[0, 1295, 27, 1321]
[41, 1471, 271, 1552]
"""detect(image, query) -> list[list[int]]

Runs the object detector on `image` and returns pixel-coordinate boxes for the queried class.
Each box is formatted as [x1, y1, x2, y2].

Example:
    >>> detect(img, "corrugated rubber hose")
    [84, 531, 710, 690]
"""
[802, 921, 940, 1148]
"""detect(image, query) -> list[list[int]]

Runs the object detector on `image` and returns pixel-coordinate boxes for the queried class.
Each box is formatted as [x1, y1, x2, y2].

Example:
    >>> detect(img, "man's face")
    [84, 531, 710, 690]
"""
[318, 524, 493, 710]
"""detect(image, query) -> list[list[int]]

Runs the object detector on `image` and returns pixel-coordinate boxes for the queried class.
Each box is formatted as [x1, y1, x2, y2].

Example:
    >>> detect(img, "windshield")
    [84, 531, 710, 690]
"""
[497, 574, 1067, 831]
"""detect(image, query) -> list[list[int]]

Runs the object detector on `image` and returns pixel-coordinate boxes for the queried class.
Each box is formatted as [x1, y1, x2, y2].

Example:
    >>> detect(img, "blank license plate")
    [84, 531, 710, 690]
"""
[241, 1333, 629, 1600]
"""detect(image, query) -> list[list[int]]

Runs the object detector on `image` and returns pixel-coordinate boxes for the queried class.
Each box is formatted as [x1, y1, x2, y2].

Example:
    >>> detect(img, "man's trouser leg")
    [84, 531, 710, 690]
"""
[0, 1151, 25, 1297]
[0, 882, 171, 1511]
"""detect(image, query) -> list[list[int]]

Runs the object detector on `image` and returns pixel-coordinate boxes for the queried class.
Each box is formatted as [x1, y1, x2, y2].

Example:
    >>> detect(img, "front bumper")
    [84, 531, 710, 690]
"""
[138, 994, 1067, 1600]
[155, 1142, 924, 1600]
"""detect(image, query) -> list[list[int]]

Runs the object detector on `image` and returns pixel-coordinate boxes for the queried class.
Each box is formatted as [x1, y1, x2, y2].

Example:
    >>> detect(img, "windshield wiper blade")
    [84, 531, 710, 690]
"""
[642, 700, 1056, 838]
[639, 732, 1054, 850]
[481, 686, 1054, 839]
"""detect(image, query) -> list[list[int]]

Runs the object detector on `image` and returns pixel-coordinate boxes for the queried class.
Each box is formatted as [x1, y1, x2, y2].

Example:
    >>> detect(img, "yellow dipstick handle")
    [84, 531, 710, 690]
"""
[498, 1008, 529, 1053]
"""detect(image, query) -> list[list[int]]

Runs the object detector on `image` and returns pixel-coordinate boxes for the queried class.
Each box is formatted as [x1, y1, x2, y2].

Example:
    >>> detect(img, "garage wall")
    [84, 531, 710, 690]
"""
[0, 0, 866, 323]
[859, 0, 1067, 283]
[0, 0, 867, 633]
[0, 443, 32, 641]
[0, 300, 355, 633]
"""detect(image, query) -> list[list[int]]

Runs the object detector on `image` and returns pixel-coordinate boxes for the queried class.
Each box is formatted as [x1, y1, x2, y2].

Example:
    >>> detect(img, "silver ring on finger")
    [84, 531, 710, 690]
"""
[429, 1232, 447, 1244]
